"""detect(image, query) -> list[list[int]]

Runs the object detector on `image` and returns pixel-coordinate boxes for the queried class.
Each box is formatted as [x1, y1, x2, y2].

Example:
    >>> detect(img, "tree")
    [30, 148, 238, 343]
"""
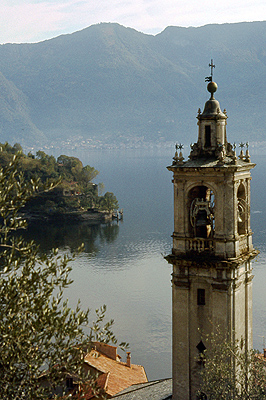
[98, 192, 119, 213]
[0, 152, 126, 399]
[0, 145, 116, 215]
[198, 330, 266, 400]
[80, 165, 99, 189]
[12, 143, 23, 154]
[57, 155, 83, 179]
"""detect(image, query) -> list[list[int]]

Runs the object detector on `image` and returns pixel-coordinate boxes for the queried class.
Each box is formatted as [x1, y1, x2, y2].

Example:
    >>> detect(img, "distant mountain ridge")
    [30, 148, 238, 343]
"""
[0, 21, 266, 149]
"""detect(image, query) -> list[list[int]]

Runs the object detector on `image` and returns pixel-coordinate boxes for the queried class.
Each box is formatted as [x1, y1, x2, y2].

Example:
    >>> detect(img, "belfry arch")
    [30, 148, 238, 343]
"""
[188, 185, 215, 238]
[237, 182, 247, 235]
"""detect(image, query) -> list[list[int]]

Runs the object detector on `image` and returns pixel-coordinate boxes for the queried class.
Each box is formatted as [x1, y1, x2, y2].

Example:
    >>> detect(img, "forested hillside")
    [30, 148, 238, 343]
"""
[0, 21, 266, 148]
[0, 143, 119, 217]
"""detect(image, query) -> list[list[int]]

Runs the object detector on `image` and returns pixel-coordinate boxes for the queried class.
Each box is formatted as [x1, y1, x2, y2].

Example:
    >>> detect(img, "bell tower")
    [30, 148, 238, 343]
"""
[166, 64, 258, 400]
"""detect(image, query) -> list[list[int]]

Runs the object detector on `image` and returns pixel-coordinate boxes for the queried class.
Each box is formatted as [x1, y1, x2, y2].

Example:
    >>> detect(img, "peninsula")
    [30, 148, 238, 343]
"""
[0, 143, 119, 223]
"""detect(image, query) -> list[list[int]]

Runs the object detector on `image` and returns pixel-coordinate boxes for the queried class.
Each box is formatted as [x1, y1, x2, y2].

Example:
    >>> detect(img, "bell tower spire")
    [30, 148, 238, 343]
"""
[191, 75, 230, 161]
[166, 63, 258, 400]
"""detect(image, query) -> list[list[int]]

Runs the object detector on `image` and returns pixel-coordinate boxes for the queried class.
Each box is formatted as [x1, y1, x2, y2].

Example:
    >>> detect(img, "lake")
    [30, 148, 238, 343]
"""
[27, 147, 266, 381]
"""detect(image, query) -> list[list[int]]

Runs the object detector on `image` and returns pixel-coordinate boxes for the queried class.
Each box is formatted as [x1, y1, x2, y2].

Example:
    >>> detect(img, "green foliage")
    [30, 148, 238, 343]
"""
[0, 143, 119, 216]
[0, 153, 126, 399]
[0, 143, 99, 188]
[198, 331, 266, 400]
[98, 192, 119, 213]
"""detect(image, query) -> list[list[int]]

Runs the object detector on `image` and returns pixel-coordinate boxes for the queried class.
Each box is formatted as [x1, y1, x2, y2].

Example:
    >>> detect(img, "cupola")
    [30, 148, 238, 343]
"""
[189, 64, 233, 161]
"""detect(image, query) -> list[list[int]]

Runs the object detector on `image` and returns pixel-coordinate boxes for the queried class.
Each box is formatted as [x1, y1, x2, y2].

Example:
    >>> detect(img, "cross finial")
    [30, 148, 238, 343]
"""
[209, 59, 215, 80]
[205, 59, 215, 82]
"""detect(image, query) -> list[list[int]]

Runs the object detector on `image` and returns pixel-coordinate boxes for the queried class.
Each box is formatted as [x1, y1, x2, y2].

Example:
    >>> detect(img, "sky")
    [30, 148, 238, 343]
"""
[1, 0, 266, 44]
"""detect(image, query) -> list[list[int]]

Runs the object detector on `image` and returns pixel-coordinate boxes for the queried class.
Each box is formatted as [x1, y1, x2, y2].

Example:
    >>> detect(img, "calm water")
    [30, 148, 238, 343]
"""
[27, 148, 266, 380]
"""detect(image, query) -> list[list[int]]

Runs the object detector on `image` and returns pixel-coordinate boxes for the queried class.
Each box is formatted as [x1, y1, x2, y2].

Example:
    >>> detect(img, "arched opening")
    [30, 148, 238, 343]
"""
[205, 125, 211, 147]
[189, 185, 215, 238]
[237, 183, 247, 235]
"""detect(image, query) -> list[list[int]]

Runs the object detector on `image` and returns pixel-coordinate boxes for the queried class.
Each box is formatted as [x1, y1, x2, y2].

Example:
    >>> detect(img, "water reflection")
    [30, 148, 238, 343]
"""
[22, 220, 120, 254]
[98, 222, 120, 245]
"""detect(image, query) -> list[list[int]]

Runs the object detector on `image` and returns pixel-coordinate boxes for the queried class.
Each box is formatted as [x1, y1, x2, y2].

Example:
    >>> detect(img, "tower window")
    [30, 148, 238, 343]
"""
[197, 288, 205, 305]
[205, 125, 211, 147]
[189, 186, 215, 240]
[237, 183, 247, 235]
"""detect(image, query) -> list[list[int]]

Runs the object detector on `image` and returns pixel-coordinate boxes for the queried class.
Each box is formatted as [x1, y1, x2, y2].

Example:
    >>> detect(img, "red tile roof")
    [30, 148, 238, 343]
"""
[77, 373, 110, 399]
[84, 347, 147, 397]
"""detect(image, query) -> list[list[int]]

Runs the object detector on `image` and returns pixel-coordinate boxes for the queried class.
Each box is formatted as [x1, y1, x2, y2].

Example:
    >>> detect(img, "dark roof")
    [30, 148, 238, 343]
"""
[111, 378, 172, 399]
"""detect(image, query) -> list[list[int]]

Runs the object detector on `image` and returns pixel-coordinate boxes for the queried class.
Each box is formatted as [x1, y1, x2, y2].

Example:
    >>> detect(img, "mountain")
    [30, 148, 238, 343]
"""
[0, 71, 45, 147]
[0, 21, 266, 149]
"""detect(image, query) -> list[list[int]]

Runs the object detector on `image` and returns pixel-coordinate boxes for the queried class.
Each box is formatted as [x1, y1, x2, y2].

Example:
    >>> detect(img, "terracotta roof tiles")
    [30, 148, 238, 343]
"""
[84, 349, 147, 397]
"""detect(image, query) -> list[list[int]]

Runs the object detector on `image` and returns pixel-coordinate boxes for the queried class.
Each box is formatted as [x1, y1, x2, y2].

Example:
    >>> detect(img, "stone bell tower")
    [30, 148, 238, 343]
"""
[166, 64, 258, 400]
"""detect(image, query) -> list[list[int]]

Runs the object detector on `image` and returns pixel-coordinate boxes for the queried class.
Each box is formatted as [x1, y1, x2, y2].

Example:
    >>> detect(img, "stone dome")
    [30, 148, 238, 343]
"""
[202, 98, 224, 117]
[201, 81, 226, 118]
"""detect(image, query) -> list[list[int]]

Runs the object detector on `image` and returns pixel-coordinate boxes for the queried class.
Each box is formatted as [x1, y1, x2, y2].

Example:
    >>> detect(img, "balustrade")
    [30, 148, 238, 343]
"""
[187, 238, 214, 252]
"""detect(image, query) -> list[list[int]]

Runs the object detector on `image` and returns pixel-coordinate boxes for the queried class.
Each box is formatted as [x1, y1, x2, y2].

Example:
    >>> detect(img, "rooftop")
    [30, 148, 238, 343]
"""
[84, 342, 148, 397]
[112, 378, 172, 399]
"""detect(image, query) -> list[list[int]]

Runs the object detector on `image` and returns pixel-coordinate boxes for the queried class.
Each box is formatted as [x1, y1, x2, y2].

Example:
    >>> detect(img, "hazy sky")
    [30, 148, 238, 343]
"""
[1, 0, 266, 44]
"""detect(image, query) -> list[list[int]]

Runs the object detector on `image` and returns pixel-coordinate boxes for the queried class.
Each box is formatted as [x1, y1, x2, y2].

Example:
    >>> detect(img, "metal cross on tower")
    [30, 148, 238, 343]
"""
[209, 59, 215, 79]
[205, 59, 215, 82]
